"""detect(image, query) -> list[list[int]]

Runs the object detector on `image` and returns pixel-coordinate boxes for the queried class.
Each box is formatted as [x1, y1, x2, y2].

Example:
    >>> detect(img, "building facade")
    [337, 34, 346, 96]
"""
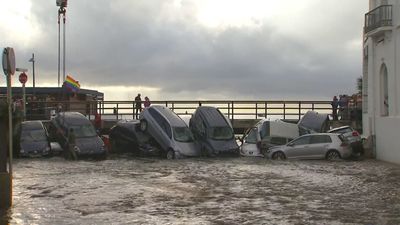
[363, 0, 400, 164]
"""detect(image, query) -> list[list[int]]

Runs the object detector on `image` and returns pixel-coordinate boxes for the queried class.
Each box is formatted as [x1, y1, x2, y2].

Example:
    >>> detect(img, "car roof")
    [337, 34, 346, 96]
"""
[196, 106, 229, 127]
[55, 112, 91, 125]
[21, 120, 44, 130]
[151, 105, 187, 127]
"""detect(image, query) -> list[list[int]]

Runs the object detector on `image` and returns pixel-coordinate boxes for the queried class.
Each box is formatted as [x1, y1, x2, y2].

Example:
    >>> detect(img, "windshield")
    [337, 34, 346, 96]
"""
[209, 127, 234, 140]
[70, 124, 97, 138]
[21, 129, 47, 142]
[173, 127, 194, 142]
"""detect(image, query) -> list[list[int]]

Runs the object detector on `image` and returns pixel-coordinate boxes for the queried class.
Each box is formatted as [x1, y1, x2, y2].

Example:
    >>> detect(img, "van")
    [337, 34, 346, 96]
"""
[190, 106, 239, 156]
[240, 119, 299, 157]
[50, 112, 106, 159]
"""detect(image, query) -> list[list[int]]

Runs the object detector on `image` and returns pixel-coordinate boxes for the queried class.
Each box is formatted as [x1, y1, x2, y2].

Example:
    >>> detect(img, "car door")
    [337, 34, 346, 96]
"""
[285, 136, 311, 159]
[308, 135, 331, 159]
[241, 127, 259, 153]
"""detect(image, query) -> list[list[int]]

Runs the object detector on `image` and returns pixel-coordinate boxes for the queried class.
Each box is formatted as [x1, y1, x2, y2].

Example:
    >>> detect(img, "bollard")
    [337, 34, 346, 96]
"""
[0, 172, 12, 208]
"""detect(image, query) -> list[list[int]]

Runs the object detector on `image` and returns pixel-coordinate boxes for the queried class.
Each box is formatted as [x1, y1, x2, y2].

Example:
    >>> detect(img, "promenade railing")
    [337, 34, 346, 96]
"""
[25, 100, 333, 122]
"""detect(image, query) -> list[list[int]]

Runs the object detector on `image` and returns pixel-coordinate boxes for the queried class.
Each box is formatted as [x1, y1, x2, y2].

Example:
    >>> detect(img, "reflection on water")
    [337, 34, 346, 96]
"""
[2, 156, 400, 225]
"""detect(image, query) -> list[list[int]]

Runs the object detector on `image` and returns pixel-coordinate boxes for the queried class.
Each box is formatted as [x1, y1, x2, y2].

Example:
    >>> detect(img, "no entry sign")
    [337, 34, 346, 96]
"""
[19, 72, 28, 84]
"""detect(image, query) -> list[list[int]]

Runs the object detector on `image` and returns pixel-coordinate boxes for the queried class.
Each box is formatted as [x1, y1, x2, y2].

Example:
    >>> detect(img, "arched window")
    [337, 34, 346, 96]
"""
[380, 64, 389, 116]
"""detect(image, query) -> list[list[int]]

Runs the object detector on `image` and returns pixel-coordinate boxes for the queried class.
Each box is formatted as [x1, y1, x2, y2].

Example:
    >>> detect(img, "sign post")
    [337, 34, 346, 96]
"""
[1, 47, 16, 209]
[19, 71, 28, 120]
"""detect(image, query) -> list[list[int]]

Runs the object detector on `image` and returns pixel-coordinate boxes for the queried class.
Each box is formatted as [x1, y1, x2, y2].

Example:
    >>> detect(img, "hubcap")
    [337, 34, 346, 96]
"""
[328, 151, 339, 160]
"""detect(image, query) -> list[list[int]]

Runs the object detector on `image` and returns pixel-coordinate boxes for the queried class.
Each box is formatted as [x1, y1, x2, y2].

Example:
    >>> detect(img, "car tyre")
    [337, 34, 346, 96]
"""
[326, 150, 341, 161]
[272, 151, 286, 160]
[140, 119, 148, 132]
[166, 149, 175, 160]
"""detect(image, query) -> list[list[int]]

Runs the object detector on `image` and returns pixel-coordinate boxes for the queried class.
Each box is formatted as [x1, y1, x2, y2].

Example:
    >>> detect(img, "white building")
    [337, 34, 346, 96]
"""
[363, 0, 400, 164]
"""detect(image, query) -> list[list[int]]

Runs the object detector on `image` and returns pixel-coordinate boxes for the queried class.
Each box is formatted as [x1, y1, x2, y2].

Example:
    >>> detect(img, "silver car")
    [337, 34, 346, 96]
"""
[140, 105, 200, 159]
[266, 133, 352, 160]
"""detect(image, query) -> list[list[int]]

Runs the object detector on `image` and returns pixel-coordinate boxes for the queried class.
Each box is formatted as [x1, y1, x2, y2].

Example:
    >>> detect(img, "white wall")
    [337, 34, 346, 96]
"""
[375, 117, 400, 163]
[364, 0, 400, 164]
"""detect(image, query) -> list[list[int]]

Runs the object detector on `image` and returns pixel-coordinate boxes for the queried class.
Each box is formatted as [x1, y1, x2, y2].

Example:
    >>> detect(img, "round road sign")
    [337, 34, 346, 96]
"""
[2, 47, 16, 76]
[19, 72, 28, 84]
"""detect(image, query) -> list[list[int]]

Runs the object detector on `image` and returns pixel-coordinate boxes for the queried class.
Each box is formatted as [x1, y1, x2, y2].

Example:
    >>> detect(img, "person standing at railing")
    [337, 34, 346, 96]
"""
[134, 93, 142, 119]
[144, 96, 151, 108]
[331, 96, 339, 121]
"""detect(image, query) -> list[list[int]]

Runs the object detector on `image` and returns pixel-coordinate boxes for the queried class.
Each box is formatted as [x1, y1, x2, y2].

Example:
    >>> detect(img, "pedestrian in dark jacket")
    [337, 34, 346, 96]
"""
[66, 128, 78, 160]
[134, 93, 142, 119]
[331, 96, 339, 121]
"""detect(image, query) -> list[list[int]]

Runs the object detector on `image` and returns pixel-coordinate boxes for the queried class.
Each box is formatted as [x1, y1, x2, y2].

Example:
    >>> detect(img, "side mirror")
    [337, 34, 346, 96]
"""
[287, 142, 294, 147]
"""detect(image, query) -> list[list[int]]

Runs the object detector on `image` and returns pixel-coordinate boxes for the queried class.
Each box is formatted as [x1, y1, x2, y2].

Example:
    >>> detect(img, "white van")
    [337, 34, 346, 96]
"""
[240, 119, 300, 157]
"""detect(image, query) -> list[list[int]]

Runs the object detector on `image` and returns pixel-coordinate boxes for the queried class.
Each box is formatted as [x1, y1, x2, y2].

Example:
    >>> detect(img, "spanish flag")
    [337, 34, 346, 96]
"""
[64, 75, 80, 92]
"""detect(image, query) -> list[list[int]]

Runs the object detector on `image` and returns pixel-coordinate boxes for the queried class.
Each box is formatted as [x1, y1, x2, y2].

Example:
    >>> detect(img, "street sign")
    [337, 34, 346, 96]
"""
[2, 47, 16, 76]
[19, 72, 28, 84]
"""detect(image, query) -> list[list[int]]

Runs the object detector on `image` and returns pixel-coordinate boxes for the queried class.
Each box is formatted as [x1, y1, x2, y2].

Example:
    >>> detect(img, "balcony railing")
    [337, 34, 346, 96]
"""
[364, 5, 393, 33]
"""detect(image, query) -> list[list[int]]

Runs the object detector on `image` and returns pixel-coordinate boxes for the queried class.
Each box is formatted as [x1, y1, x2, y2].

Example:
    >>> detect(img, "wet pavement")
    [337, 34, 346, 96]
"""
[1, 156, 400, 225]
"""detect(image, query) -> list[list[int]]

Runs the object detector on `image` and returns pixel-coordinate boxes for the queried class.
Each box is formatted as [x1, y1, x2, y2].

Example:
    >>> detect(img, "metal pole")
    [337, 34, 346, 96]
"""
[32, 53, 35, 95]
[58, 12, 61, 87]
[6, 75, 13, 175]
[63, 12, 66, 82]
[23, 83, 26, 121]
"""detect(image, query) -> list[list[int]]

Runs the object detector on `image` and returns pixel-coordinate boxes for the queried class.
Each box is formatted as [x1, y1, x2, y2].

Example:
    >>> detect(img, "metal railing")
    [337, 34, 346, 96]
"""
[24, 100, 333, 121]
[364, 5, 392, 33]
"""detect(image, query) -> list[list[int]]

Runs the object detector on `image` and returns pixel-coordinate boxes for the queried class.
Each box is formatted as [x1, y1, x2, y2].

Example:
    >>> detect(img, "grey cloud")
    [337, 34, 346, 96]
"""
[3, 0, 367, 100]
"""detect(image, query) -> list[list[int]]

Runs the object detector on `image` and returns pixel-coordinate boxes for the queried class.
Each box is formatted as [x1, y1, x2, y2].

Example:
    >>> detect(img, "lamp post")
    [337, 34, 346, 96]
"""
[28, 53, 35, 95]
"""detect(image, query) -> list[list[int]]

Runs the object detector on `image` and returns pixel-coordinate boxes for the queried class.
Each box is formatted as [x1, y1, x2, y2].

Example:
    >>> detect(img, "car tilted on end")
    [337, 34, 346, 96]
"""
[190, 106, 239, 156]
[49, 112, 107, 159]
[139, 105, 200, 159]
[266, 133, 352, 160]
[17, 120, 51, 157]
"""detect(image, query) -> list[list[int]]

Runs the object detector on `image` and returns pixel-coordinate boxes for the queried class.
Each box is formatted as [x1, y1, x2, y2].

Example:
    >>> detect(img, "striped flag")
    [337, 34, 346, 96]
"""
[64, 75, 80, 92]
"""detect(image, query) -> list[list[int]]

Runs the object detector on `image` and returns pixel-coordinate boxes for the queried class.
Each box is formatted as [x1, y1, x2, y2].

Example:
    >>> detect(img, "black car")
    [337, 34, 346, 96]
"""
[49, 112, 107, 159]
[17, 120, 51, 157]
[109, 120, 159, 155]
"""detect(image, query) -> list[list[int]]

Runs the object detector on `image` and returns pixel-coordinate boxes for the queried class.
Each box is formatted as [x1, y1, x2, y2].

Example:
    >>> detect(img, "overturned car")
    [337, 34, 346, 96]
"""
[139, 105, 200, 159]
[190, 106, 239, 157]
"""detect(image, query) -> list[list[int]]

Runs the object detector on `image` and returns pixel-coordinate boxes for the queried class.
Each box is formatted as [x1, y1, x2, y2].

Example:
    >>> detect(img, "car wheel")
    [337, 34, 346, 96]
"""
[272, 151, 286, 160]
[326, 150, 341, 161]
[140, 119, 148, 132]
[166, 149, 175, 160]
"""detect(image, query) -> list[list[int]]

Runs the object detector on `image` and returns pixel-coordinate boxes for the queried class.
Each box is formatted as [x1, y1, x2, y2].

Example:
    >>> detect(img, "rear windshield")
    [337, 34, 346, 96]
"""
[209, 127, 234, 140]
[330, 127, 353, 134]
[173, 127, 194, 142]
[70, 124, 97, 138]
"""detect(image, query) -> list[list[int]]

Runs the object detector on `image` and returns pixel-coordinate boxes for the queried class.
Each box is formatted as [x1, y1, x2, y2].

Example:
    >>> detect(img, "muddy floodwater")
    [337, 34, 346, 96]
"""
[1, 156, 400, 225]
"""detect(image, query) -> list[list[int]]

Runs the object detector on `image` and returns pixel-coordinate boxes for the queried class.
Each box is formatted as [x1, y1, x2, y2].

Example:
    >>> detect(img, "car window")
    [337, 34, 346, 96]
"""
[21, 129, 47, 142]
[244, 128, 258, 144]
[291, 136, 311, 146]
[310, 135, 332, 144]
[70, 124, 97, 138]
[209, 127, 233, 140]
[173, 127, 194, 142]
[270, 137, 288, 145]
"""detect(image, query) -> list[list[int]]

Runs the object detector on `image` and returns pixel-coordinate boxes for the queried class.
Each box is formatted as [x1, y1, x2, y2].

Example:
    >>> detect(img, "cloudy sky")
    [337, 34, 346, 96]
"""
[0, 0, 368, 100]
